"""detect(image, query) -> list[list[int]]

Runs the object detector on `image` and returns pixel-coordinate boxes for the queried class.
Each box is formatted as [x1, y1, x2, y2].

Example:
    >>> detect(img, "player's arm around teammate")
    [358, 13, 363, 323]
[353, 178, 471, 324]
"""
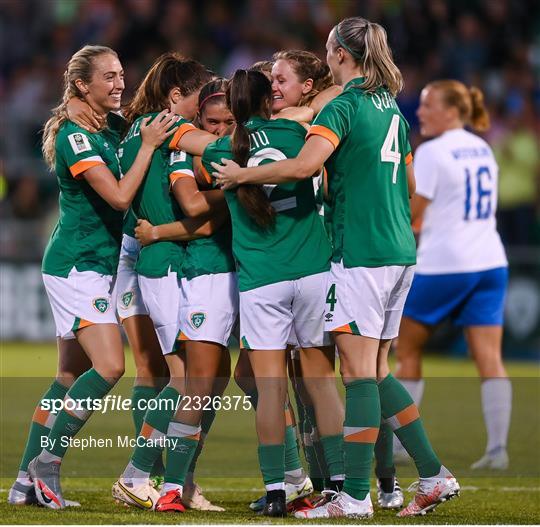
[213, 19, 460, 520]
[201, 69, 337, 517]
[233, 54, 341, 508]
[395, 80, 511, 470]
[112, 54, 223, 513]
[151, 79, 237, 511]
[13, 46, 175, 511]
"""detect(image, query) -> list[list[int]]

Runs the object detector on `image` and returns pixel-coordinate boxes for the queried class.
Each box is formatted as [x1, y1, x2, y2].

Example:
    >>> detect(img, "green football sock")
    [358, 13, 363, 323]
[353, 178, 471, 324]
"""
[164, 421, 200, 486]
[378, 374, 441, 478]
[131, 386, 181, 473]
[284, 403, 302, 473]
[374, 420, 395, 479]
[342, 379, 380, 501]
[258, 443, 285, 486]
[19, 380, 68, 472]
[321, 434, 344, 479]
[188, 406, 217, 474]
[131, 385, 164, 477]
[44, 369, 112, 459]
[131, 385, 159, 436]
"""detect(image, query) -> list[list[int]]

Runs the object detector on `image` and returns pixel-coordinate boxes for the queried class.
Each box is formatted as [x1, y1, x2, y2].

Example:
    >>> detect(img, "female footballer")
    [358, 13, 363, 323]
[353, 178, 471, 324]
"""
[212, 18, 459, 519]
[11, 45, 176, 510]
[199, 69, 337, 517]
[395, 80, 511, 470]
[110, 53, 234, 513]
[236, 51, 345, 513]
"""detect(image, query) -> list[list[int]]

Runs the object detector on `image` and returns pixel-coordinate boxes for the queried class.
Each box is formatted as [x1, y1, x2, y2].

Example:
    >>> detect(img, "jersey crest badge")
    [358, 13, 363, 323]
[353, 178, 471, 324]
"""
[121, 292, 133, 309]
[190, 312, 206, 329]
[68, 133, 92, 154]
[93, 297, 110, 313]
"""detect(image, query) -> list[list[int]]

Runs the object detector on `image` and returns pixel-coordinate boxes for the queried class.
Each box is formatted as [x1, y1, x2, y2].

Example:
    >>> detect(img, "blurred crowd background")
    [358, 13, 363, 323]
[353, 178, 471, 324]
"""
[0, 0, 539, 349]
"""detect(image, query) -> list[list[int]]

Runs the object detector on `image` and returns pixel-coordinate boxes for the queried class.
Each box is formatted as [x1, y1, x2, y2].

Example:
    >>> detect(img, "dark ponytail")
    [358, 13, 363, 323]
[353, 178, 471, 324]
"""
[227, 69, 276, 229]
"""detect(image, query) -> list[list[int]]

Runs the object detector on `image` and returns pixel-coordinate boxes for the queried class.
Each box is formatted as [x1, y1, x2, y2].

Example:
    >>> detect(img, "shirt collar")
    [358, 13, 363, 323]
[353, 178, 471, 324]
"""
[343, 77, 367, 91]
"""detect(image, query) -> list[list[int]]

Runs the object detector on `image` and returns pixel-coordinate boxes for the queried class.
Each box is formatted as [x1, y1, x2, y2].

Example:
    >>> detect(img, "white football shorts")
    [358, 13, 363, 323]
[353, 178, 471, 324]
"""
[178, 272, 239, 346]
[240, 271, 328, 350]
[324, 261, 415, 340]
[115, 234, 148, 320]
[138, 269, 181, 355]
[43, 268, 117, 340]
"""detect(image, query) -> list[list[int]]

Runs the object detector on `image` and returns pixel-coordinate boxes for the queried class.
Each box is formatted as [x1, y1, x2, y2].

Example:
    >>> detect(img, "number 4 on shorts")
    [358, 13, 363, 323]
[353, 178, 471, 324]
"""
[326, 283, 337, 312]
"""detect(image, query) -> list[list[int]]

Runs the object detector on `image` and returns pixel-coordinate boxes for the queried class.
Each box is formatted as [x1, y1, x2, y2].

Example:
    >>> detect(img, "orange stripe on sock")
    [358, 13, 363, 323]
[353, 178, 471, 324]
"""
[332, 323, 353, 334]
[344, 427, 379, 443]
[396, 404, 420, 427]
[32, 406, 50, 426]
[184, 432, 201, 441]
[140, 423, 154, 439]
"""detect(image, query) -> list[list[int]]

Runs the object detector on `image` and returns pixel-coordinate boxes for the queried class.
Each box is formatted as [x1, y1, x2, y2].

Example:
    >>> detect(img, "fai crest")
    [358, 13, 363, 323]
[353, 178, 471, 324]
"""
[121, 291, 133, 308]
[190, 312, 206, 330]
[93, 297, 109, 313]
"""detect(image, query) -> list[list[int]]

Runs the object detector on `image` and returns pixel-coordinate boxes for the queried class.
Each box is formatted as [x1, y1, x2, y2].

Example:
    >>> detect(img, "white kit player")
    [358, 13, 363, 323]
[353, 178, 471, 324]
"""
[395, 80, 511, 470]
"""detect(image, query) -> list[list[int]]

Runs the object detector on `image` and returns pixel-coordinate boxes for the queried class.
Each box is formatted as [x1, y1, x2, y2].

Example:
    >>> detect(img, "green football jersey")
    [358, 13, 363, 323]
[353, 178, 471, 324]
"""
[122, 208, 137, 238]
[169, 151, 235, 279]
[42, 120, 123, 277]
[309, 77, 416, 268]
[202, 116, 331, 292]
[118, 112, 186, 278]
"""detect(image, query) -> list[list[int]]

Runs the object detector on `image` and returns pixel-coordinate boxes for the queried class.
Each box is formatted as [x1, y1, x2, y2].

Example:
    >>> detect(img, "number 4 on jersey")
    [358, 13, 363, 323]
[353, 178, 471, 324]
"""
[381, 114, 401, 184]
[326, 284, 337, 312]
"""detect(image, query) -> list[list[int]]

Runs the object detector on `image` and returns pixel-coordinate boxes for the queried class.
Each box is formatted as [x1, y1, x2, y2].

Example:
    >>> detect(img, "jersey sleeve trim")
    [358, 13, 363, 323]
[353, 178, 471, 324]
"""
[169, 170, 195, 185]
[169, 123, 197, 150]
[307, 125, 340, 149]
[405, 152, 413, 165]
[69, 156, 105, 178]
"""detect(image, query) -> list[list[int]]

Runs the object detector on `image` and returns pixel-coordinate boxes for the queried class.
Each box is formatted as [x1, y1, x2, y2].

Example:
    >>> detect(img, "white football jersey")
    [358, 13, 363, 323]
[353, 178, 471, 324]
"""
[414, 128, 507, 274]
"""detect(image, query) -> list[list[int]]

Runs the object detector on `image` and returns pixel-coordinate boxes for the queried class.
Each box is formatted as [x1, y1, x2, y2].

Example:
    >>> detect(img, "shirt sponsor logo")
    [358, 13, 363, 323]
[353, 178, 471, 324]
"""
[190, 312, 206, 330]
[170, 150, 187, 165]
[68, 133, 92, 154]
[93, 298, 110, 314]
[120, 291, 133, 309]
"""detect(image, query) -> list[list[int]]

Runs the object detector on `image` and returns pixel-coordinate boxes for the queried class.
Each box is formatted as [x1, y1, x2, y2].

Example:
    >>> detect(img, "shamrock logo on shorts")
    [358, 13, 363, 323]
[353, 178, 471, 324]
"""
[93, 297, 109, 313]
[121, 291, 133, 308]
[190, 312, 206, 330]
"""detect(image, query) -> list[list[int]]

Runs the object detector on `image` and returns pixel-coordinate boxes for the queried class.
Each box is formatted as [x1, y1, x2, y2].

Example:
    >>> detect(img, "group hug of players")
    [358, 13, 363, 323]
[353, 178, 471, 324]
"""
[9, 14, 512, 520]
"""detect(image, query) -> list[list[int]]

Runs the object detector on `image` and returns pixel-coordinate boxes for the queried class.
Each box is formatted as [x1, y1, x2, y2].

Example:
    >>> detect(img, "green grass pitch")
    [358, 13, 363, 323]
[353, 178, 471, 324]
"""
[0, 342, 539, 524]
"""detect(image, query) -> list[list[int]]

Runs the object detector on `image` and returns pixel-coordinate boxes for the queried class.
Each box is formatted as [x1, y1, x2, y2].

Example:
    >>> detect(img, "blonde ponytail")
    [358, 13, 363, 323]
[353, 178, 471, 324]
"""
[469, 86, 490, 132]
[42, 45, 118, 169]
[427, 80, 491, 132]
[333, 17, 403, 96]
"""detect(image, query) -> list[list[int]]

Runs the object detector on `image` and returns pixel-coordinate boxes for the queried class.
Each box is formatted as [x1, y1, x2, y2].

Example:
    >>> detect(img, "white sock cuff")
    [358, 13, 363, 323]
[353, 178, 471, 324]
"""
[266, 482, 285, 491]
[39, 450, 62, 464]
[167, 421, 201, 438]
[162, 483, 182, 495]
[399, 379, 425, 406]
